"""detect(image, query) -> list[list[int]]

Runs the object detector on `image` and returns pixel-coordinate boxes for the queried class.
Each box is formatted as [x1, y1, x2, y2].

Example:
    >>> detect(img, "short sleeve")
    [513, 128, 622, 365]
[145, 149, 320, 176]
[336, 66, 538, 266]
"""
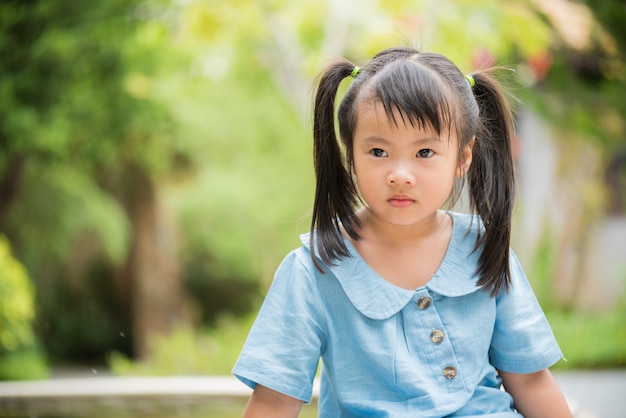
[489, 250, 563, 374]
[232, 249, 326, 402]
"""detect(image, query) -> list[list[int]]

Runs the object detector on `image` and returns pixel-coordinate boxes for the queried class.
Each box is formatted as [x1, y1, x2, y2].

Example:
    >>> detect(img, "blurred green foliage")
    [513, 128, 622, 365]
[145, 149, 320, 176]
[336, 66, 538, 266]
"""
[548, 308, 626, 370]
[529, 228, 626, 369]
[0, 237, 36, 352]
[169, 73, 314, 323]
[525, 0, 625, 151]
[109, 316, 253, 376]
[0, 235, 47, 379]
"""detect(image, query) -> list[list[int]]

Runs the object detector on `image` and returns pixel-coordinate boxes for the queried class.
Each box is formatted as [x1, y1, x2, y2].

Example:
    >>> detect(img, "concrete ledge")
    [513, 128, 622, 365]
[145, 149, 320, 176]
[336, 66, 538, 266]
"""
[0, 376, 256, 417]
[0, 374, 605, 417]
[0, 376, 251, 399]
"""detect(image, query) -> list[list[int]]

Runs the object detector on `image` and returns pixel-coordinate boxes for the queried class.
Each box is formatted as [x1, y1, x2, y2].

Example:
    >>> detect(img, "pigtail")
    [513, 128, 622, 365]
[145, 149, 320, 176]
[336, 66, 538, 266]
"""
[466, 70, 517, 296]
[310, 60, 362, 272]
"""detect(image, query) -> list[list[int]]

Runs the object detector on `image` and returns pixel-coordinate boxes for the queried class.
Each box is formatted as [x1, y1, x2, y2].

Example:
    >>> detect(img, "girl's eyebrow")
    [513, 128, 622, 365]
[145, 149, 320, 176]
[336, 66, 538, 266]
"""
[360, 135, 441, 146]
[360, 136, 390, 146]
[411, 136, 441, 145]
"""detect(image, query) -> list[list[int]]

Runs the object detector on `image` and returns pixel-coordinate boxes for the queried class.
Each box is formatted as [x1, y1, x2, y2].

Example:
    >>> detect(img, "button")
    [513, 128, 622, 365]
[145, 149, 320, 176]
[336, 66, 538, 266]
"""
[430, 329, 444, 344]
[443, 366, 457, 380]
[416, 296, 431, 309]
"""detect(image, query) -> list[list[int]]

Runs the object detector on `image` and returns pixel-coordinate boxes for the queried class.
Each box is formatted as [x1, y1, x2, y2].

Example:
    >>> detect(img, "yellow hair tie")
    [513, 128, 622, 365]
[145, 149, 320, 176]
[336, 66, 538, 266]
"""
[351, 66, 360, 78]
[465, 74, 475, 87]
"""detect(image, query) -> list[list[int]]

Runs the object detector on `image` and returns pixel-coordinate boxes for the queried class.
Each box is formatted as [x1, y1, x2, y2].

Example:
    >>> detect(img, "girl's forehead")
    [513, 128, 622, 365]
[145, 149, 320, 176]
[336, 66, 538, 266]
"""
[359, 80, 453, 121]
[355, 97, 446, 136]
[353, 100, 457, 146]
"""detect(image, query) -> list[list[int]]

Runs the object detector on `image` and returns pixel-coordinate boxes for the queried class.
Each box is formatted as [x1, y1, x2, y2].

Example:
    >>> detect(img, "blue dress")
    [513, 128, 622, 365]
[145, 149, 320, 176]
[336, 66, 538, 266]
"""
[233, 212, 563, 417]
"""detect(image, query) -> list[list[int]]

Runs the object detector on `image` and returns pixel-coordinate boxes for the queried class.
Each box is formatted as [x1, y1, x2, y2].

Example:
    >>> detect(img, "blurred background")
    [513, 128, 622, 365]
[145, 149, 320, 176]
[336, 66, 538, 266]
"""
[0, 0, 624, 398]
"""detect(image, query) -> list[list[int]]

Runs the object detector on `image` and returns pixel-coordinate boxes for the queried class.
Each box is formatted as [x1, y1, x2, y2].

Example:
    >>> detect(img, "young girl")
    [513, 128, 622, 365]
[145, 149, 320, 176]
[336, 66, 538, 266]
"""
[233, 46, 572, 418]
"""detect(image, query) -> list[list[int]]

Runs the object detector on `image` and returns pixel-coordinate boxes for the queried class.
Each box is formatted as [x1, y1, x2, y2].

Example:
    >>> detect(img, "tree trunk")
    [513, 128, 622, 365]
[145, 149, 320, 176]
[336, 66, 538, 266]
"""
[123, 166, 186, 359]
[0, 154, 25, 225]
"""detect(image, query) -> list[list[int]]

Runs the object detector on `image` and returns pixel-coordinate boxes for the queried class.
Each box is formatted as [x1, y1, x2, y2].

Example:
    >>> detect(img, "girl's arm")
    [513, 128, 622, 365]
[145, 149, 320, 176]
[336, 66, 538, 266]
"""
[242, 384, 304, 418]
[499, 368, 572, 418]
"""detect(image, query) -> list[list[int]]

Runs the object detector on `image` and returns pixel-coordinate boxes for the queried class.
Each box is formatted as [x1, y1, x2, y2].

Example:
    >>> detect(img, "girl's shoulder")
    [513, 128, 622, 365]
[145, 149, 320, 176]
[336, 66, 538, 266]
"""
[446, 211, 485, 249]
[447, 210, 484, 232]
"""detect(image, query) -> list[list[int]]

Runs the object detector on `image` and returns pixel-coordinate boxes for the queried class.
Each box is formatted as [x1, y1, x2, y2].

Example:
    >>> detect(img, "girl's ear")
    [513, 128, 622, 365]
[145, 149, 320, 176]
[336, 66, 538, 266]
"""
[456, 137, 475, 177]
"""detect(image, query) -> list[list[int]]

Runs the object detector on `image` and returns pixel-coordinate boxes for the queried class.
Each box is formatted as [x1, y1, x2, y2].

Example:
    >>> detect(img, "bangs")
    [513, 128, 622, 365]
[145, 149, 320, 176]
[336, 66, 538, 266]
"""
[369, 60, 455, 137]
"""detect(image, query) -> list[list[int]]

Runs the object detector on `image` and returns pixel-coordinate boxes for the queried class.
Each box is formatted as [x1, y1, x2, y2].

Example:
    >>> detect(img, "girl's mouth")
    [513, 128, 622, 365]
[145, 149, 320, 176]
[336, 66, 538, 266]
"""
[389, 195, 414, 208]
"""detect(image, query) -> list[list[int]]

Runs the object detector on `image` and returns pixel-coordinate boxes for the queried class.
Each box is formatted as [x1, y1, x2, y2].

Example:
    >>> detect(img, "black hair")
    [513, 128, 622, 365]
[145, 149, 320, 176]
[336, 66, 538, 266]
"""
[310, 46, 516, 296]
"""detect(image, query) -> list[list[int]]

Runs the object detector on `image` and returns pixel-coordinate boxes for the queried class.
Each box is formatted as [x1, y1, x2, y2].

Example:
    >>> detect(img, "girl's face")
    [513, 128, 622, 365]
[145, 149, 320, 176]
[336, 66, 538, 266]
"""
[352, 100, 472, 228]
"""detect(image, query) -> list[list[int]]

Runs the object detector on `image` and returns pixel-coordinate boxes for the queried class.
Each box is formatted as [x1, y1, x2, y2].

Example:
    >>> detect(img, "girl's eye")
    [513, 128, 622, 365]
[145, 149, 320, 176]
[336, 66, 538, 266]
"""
[417, 149, 434, 158]
[370, 148, 387, 158]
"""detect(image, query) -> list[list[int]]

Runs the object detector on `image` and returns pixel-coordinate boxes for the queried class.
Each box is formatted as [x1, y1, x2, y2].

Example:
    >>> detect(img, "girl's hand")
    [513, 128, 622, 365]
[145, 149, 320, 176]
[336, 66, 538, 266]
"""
[499, 368, 573, 418]
[242, 384, 304, 418]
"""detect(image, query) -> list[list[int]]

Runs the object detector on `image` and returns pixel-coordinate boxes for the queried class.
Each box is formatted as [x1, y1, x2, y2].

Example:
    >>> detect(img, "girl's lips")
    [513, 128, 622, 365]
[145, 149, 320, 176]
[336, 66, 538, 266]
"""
[389, 195, 414, 208]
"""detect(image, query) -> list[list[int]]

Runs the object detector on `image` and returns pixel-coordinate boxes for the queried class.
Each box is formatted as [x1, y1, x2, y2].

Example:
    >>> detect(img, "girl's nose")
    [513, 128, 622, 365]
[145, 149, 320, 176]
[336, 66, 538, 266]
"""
[386, 163, 415, 185]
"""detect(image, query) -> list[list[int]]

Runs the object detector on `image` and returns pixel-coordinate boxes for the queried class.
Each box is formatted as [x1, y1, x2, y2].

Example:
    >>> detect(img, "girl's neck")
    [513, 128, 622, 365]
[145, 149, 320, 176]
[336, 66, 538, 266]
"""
[355, 208, 450, 247]
[350, 209, 453, 290]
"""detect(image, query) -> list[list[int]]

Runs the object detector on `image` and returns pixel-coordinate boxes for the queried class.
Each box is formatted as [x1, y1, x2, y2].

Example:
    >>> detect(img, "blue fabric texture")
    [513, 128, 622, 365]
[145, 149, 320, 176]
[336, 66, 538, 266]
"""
[232, 212, 563, 417]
